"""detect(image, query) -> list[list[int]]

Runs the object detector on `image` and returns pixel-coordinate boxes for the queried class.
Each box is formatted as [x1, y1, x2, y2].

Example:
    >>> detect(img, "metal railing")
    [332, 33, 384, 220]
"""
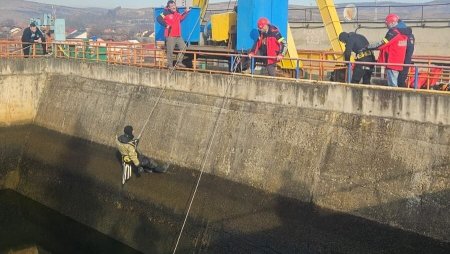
[289, 2, 450, 23]
[1, 40, 449, 91]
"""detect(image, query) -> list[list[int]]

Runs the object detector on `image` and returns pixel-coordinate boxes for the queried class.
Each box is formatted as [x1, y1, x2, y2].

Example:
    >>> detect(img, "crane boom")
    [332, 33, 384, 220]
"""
[316, 0, 345, 60]
[192, 0, 209, 21]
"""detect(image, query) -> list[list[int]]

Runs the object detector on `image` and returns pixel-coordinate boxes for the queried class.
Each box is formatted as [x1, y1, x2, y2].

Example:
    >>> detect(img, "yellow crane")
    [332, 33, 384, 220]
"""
[316, 0, 346, 60]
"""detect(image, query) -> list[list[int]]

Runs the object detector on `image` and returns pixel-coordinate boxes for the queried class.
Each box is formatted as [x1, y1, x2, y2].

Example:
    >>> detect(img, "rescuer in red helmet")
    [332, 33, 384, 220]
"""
[367, 14, 408, 87]
[248, 17, 288, 77]
[157, 0, 191, 69]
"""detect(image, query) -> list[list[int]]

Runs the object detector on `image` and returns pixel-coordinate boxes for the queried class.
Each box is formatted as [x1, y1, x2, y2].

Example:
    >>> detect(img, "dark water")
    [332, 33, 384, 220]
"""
[0, 125, 449, 254]
[0, 190, 142, 254]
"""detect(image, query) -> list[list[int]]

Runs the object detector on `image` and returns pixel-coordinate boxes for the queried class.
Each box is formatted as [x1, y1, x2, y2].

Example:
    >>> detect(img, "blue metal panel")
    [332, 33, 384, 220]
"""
[54, 19, 66, 41]
[236, 0, 288, 51]
[154, 7, 201, 43]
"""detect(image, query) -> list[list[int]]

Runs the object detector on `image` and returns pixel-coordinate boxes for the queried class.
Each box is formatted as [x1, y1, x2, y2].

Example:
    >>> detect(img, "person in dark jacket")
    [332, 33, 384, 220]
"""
[248, 17, 288, 77]
[396, 20, 415, 87]
[339, 32, 375, 84]
[21, 22, 46, 57]
[156, 0, 190, 68]
[116, 126, 169, 183]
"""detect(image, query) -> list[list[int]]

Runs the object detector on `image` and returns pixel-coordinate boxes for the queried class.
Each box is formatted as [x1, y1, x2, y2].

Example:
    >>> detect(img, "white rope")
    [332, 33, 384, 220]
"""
[172, 56, 241, 254]
[137, 8, 202, 140]
[9, 45, 31, 55]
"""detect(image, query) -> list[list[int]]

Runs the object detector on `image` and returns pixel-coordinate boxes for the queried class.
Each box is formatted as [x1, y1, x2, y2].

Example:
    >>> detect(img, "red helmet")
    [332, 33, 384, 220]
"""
[257, 17, 270, 29]
[385, 14, 399, 26]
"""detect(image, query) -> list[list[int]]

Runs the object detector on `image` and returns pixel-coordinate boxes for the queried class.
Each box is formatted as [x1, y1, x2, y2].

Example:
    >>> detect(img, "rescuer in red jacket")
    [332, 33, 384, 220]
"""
[248, 17, 288, 77]
[367, 14, 408, 87]
[157, 0, 190, 68]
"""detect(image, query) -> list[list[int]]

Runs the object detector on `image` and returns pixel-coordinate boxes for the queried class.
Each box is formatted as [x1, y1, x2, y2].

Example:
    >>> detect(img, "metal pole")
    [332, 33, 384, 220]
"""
[347, 62, 352, 84]
[251, 57, 255, 76]
[414, 66, 419, 89]
[230, 56, 235, 72]
[375, 0, 378, 21]
[296, 59, 300, 79]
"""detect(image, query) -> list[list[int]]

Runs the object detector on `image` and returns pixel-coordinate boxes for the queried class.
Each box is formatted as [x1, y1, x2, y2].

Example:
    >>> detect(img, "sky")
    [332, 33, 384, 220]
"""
[28, 0, 433, 9]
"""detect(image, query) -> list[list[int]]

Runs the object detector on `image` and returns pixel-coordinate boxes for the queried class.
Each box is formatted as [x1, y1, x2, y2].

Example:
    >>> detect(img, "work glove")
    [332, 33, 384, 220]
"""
[131, 138, 140, 146]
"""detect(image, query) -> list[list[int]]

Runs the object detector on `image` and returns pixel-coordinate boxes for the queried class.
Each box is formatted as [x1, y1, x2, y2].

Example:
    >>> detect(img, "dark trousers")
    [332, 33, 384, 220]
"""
[398, 50, 414, 87]
[22, 43, 46, 57]
[266, 63, 277, 77]
[166, 36, 186, 68]
[22, 44, 31, 58]
[352, 64, 373, 84]
[138, 154, 168, 173]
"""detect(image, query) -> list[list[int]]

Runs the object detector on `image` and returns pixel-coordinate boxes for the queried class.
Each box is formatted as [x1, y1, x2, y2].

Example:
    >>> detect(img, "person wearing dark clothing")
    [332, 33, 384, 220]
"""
[21, 22, 46, 57]
[396, 20, 415, 87]
[116, 126, 169, 184]
[156, 0, 191, 68]
[249, 17, 288, 77]
[339, 32, 375, 84]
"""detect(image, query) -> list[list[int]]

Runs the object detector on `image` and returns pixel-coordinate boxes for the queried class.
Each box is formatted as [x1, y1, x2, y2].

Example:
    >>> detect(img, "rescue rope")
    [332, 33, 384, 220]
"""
[137, 9, 202, 140]
[132, 6, 243, 253]
[9, 45, 31, 55]
[172, 56, 241, 254]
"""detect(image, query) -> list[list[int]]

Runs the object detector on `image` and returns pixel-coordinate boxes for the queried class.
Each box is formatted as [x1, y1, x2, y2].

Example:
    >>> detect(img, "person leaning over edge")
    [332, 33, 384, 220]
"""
[338, 32, 375, 84]
[157, 0, 191, 69]
[21, 22, 46, 57]
[248, 17, 288, 77]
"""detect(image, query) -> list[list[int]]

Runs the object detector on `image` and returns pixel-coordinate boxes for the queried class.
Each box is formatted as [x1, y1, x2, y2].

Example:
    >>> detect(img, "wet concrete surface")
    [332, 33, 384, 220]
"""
[1, 125, 449, 254]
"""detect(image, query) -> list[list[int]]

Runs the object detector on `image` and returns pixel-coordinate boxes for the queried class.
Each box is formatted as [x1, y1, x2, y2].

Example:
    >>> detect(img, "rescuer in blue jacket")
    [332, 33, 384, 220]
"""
[396, 20, 415, 87]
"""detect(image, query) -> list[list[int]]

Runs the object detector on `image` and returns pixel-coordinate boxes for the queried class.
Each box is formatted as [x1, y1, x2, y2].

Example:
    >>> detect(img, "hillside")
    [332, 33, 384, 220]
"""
[0, 0, 449, 40]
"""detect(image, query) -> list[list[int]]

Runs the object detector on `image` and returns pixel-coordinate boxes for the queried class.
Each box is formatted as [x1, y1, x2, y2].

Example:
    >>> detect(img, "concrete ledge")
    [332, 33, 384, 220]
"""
[2, 58, 449, 126]
[1, 59, 449, 242]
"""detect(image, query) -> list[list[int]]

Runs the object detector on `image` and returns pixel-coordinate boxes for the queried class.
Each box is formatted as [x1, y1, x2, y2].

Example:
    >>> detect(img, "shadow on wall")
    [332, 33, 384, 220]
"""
[18, 120, 170, 252]
[176, 171, 450, 253]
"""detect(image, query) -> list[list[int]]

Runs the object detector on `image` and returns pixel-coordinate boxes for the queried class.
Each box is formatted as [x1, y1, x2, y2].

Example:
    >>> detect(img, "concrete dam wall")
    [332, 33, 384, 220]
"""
[0, 59, 449, 244]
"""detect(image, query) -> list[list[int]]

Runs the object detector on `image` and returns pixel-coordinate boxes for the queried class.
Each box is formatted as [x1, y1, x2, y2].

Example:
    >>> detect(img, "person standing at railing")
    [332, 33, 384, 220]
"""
[248, 17, 288, 77]
[396, 20, 415, 87]
[367, 14, 408, 87]
[157, 0, 191, 69]
[21, 22, 46, 58]
[338, 32, 375, 84]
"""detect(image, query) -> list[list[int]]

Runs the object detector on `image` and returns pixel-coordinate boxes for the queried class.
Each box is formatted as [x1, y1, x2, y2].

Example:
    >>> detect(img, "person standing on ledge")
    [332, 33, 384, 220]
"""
[157, 0, 191, 69]
[116, 126, 169, 183]
[248, 17, 287, 77]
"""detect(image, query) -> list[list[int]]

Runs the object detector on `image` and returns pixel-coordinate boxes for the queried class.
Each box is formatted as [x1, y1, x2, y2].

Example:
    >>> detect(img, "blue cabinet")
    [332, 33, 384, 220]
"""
[236, 0, 288, 51]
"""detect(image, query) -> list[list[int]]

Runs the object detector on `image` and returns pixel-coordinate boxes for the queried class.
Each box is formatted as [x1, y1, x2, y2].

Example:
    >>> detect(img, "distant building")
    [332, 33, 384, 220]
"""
[67, 29, 88, 40]
[10, 28, 22, 35]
